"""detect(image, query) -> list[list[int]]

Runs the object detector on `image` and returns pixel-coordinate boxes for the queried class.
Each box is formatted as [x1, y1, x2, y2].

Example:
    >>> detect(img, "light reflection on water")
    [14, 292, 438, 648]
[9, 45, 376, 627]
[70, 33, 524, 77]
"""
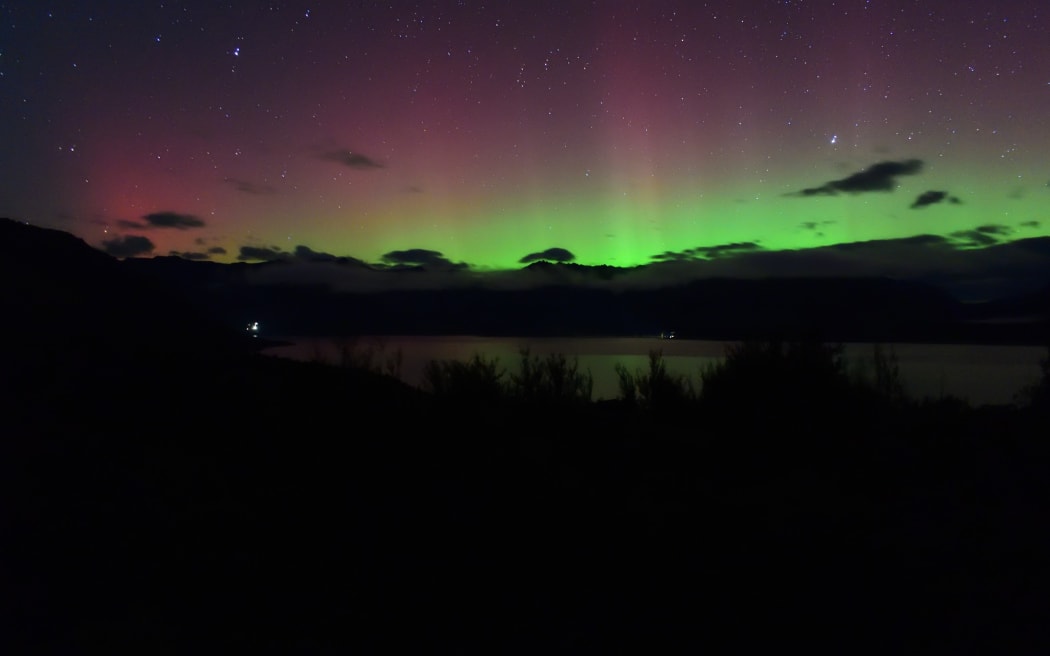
[262, 335, 1046, 406]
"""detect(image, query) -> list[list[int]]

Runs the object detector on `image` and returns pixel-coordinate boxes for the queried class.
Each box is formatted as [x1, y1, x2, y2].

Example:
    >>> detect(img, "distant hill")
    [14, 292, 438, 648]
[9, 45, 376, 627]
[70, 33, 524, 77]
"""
[0, 217, 427, 439]
[0, 218, 246, 357]
[961, 282, 1050, 323]
[4, 218, 1047, 345]
[118, 258, 1048, 345]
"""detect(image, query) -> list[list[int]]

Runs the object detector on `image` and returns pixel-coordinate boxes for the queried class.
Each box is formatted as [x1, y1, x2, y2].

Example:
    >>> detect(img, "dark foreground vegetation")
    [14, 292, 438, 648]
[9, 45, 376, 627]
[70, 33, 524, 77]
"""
[4, 217, 1050, 653]
[5, 332, 1050, 654]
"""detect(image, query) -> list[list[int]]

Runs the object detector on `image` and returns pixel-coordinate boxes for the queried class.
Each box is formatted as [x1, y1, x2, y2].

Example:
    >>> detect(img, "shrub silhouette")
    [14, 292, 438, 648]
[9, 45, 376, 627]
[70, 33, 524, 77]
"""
[614, 349, 696, 411]
[309, 336, 1050, 431]
[848, 342, 909, 407]
[1015, 343, 1050, 412]
[312, 335, 405, 381]
[422, 348, 595, 408]
[509, 348, 593, 405]
[614, 362, 637, 405]
[698, 339, 853, 418]
[421, 353, 506, 404]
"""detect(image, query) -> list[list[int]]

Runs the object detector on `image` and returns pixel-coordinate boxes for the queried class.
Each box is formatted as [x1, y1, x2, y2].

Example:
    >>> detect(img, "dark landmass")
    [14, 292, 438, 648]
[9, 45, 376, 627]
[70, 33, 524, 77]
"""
[105, 232, 1049, 345]
[4, 217, 1050, 653]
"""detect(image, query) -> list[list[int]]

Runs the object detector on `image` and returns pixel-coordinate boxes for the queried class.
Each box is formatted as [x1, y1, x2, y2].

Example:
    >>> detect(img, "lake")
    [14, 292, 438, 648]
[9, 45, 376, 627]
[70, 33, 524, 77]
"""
[261, 335, 1047, 407]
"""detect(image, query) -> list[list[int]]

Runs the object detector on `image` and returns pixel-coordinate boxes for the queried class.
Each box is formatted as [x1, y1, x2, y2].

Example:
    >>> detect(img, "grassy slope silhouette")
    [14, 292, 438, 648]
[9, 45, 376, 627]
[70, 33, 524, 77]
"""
[3, 217, 1050, 654]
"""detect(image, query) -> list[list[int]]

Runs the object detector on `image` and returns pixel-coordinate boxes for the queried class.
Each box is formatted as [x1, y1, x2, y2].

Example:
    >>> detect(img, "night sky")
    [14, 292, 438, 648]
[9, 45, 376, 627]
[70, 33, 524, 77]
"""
[2, 1, 1048, 295]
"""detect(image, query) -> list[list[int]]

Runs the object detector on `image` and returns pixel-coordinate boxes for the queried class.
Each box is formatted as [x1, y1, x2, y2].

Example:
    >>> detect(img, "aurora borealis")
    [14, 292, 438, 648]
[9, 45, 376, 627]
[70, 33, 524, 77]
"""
[2, 1, 1048, 287]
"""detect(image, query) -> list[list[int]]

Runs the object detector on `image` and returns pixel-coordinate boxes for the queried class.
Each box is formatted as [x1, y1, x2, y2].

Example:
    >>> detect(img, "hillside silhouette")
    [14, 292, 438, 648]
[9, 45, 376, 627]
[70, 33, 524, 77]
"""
[4, 217, 1050, 653]
[82, 220, 1047, 343]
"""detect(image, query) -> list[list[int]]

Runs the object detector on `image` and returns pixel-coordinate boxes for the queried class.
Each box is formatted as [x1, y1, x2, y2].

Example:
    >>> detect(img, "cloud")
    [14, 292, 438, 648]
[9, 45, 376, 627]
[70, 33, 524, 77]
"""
[652, 242, 764, 262]
[102, 235, 155, 258]
[1020, 220, 1041, 229]
[831, 233, 948, 251]
[294, 245, 368, 266]
[799, 221, 836, 231]
[948, 230, 996, 247]
[910, 190, 961, 208]
[143, 211, 206, 230]
[520, 247, 576, 264]
[170, 250, 212, 261]
[380, 248, 468, 271]
[798, 221, 836, 237]
[651, 251, 694, 262]
[319, 148, 385, 169]
[948, 224, 1012, 248]
[184, 244, 347, 263]
[295, 245, 339, 262]
[789, 159, 923, 197]
[223, 177, 277, 195]
[976, 224, 1012, 236]
[698, 242, 764, 258]
[117, 212, 207, 230]
[238, 243, 374, 266]
[238, 245, 289, 262]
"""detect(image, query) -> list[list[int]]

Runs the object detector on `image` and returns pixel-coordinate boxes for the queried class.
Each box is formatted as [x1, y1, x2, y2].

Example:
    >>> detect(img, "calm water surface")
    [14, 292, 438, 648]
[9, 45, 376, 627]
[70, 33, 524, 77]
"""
[262, 335, 1047, 406]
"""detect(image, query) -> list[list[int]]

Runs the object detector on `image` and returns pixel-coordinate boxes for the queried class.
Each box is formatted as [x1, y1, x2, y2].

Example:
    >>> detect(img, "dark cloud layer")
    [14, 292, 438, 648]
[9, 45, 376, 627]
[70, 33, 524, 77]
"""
[520, 248, 576, 264]
[798, 221, 836, 237]
[170, 250, 212, 260]
[976, 224, 1012, 236]
[143, 212, 206, 230]
[102, 235, 155, 258]
[319, 149, 385, 169]
[118, 212, 206, 230]
[295, 245, 340, 262]
[790, 159, 923, 197]
[380, 248, 467, 271]
[949, 231, 995, 247]
[236, 242, 373, 265]
[800, 221, 836, 231]
[238, 245, 289, 262]
[294, 245, 368, 266]
[653, 242, 765, 262]
[910, 190, 961, 208]
[947, 224, 1013, 248]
